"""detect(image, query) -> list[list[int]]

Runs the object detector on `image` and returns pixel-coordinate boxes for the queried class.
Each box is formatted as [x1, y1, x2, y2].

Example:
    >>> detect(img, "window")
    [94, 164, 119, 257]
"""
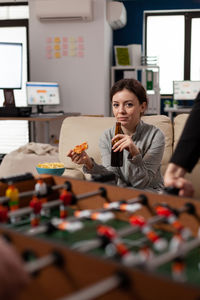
[0, 3, 29, 153]
[144, 10, 200, 95]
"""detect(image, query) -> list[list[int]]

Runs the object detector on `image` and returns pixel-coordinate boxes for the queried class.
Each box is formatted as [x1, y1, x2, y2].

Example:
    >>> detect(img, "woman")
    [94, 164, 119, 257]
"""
[67, 78, 165, 192]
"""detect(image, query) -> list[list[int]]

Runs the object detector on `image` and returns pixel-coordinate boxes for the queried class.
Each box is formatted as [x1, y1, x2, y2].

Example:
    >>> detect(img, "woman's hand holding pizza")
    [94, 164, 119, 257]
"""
[67, 142, 93, 170]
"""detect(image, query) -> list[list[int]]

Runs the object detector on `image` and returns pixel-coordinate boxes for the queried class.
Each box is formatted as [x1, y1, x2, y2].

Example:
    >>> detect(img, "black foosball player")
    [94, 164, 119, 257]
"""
[67, 78, 165, 193]
[164, 91, 200, 197]
[0, 238, 30, 299]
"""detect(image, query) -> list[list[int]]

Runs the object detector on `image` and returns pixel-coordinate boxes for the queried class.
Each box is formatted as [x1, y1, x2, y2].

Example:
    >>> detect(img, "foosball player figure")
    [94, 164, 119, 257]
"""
[5, 182, 19, 211]
[169, 232, 184, 251]
[29, 195, 42, 227]
[97, 225, 132, 262]
[59, 189, 73, 219]
[138, 245, 154, 262]
[34, 178, 48, 203]
[172, 257, 187, 282]
[155, 205, 192, 242]
[0, 205, 8, 223]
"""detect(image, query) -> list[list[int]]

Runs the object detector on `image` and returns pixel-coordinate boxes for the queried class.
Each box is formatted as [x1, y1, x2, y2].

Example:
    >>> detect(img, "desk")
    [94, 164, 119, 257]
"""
[164, 107, 192, 120]
[0, 113, 80, 144]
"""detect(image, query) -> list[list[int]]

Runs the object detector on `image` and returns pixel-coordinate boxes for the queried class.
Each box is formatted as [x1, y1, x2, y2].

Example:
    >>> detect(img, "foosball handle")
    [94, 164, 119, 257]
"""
[58, 270, 130, 300]
[0, 172, 34, 184]
[163, 186, 180, 195]
[91, 173, 116, 183]
[24, 250, 65, 276]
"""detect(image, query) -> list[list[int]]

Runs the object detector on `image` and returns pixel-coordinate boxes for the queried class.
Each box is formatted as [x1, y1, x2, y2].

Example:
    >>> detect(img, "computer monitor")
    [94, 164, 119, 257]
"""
[0, 42, 23, 106]
[173, 80, 200, 101]
[26, 82, 60, 114]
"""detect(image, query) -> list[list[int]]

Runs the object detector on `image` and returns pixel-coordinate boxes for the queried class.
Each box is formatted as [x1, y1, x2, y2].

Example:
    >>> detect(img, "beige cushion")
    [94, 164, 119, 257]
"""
[142, 115, 173, 175]
[59, 115, 173, 176]
[59, 116, 116, 170]
[63, 168, 85, 180]
[173, 114, 189, 149]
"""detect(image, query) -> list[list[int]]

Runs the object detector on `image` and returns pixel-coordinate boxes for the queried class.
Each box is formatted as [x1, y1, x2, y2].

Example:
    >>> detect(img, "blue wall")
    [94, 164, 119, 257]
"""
[114, 0, 200, 46]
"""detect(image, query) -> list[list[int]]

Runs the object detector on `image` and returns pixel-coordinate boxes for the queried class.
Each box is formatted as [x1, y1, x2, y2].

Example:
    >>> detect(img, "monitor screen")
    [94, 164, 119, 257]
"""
[173, 80, 200, 100]
[26, 82, 60, 106]
[0, 42, 23, 89]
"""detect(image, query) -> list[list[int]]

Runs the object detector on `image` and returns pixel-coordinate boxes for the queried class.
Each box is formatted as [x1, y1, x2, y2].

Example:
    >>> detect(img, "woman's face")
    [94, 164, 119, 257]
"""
[112, 88, 146, 131]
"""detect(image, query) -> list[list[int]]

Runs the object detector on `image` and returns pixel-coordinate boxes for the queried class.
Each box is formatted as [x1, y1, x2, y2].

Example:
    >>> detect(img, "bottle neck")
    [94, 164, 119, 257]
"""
[115, 122, 122, 135]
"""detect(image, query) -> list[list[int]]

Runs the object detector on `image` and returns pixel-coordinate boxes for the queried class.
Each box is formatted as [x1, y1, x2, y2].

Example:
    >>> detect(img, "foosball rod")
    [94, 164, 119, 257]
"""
[58, 271, 129, 300]
[145, 236, 200, 270]
[0, 181, 71, 205]
[73, 214, 165, 253]
[26, 194, 147, 237]
[8, 187, 109, 221]
[24, 250, 63, 275]
[73, 201, 197, 253]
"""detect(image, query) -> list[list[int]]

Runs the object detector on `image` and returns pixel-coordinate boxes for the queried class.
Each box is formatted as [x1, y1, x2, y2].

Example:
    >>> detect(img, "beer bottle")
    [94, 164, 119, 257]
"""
[111, 122, 123, 167]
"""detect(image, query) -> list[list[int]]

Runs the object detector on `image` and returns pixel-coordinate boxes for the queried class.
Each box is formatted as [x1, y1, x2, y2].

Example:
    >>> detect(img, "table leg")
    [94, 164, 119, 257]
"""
[29, 121, 36, 142]
[44, 121, 50, 144]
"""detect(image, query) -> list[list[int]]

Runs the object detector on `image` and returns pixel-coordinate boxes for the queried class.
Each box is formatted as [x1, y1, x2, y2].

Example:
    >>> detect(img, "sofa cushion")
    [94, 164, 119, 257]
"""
[59, 115, 173, 176]
[142, 115, 173, 175]
[63, 168, 85, 180]
[173, 114, 189, 149]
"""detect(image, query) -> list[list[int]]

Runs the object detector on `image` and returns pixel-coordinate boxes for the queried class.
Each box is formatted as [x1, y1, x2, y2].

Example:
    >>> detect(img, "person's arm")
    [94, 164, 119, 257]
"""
[0, 238, 30, 300]
[124, 128, 165, 188]
[164, 162, 194, 197]
[67, 140, 116, 177]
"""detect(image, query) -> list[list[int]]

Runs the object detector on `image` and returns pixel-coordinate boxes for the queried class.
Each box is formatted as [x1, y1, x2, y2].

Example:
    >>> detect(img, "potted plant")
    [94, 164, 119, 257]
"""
[173, 100, 179, 109]
[164, 100, 171, 109]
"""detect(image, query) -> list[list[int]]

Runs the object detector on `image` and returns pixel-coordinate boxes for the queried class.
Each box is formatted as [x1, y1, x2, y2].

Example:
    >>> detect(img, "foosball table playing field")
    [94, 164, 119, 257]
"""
[1, 173, 200, 300]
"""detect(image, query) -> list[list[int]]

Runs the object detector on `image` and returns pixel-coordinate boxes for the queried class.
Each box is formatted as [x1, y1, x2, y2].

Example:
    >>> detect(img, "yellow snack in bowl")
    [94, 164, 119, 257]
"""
[37, 162, 64, 169]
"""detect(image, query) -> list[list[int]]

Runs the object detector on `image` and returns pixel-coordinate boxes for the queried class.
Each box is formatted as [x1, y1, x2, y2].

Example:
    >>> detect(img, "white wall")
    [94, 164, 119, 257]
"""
[28, 0, 113, 118]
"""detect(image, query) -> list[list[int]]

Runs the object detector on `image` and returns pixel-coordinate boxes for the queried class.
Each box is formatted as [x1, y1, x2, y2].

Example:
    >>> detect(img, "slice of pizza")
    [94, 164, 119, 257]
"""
[73, 142, 88, 154]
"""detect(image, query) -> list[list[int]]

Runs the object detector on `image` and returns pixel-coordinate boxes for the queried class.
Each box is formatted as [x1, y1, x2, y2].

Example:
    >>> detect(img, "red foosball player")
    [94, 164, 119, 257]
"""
[97, 225, 133, 262]
[29, 195, 42, 227]
[155, 205, 192, 244]
[0, 205, 8, 223]
[172, 258, 187, 282]
[59, 189, 73, 219]
[5, 182, 19, 211]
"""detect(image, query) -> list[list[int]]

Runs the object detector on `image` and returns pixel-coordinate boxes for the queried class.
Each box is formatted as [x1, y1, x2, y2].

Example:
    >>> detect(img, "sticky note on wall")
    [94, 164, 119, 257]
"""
[54, 52, 61, 58]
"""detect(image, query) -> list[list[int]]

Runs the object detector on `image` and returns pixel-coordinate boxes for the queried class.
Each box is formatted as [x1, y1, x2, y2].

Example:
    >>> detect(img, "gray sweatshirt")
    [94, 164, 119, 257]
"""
[83, 120, 165, 192]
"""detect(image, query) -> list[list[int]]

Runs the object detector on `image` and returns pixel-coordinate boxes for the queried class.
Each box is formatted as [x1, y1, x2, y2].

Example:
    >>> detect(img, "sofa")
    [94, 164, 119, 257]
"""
[0, 114, 199, 198]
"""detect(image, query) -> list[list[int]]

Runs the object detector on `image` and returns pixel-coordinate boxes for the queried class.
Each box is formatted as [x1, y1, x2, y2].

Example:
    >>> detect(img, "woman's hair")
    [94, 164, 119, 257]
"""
[110, 78, 148, 105]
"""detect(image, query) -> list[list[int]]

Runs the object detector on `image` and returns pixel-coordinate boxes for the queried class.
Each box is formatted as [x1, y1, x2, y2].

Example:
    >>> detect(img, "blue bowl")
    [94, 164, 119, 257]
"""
[36, 166, 65, 176]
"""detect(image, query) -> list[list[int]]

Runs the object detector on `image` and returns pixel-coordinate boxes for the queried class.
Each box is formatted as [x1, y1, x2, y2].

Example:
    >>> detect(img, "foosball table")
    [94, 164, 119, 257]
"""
[1, 173, 200, 300]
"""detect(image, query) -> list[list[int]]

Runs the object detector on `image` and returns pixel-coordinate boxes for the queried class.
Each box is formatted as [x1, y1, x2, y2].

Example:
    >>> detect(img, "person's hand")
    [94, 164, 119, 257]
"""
[0, 238, 30, 300]
[67, 149, 93, 170]
[164, 163, 194, 197]
[112, 134, 139, 157]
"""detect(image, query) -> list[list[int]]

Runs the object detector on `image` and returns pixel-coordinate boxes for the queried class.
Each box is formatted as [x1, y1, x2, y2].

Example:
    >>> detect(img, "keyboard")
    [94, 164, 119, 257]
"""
[30, 112, 65, 117]
[0, 106, 32, 117]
